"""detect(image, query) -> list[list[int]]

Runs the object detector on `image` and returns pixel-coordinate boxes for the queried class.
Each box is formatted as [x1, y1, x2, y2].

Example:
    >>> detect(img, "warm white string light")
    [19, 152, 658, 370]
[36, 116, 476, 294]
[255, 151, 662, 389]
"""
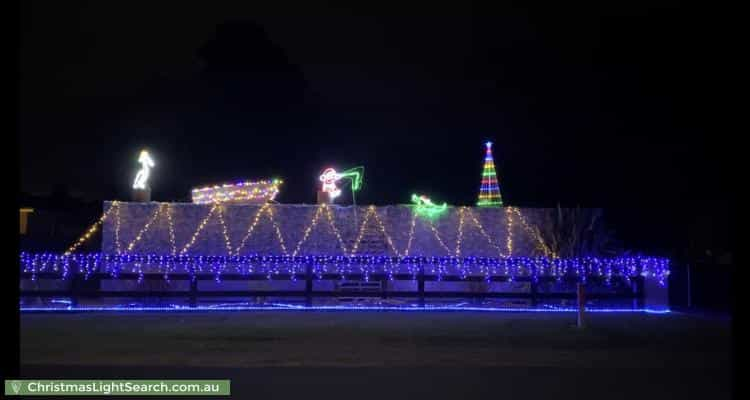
[234, 204, 271, 256]
[191, 179, 282, 204]
[101, 202, 554, 259]
[114, 202, 122, 254]
[347, 208, 417, 257]
[165, 203, 177, 255]
[510, 207, 555, 258]
[322, 204, 349, 254]
[291, 205, 326, 257]
[349, 207, 374, 256]
[231, 204, 290, 256]
[402, 213, 418, 256]
[265, 206, 289, 255]
[506, 207, 514, 256]
[180, 205, 217, 254]
[215, 205, 234, 256]
[64, 201, 120, 255]
[425, 219, 452, 254]
[125, 203, 164, 253]
[454, 207, 467, 257]
[464, 207, 506, 257]
[369, 206, 401, 256]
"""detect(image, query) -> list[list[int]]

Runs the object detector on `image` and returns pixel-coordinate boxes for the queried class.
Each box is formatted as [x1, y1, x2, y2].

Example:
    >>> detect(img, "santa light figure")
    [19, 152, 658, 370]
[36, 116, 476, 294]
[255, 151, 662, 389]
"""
[319, 167, 342, 199]
[318, 166, 364, 204]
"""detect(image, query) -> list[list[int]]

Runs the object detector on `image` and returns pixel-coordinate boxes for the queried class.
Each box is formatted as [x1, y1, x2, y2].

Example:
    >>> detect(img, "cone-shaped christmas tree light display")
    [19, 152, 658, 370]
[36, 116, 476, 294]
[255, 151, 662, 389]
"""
[477, 141, 503, 207]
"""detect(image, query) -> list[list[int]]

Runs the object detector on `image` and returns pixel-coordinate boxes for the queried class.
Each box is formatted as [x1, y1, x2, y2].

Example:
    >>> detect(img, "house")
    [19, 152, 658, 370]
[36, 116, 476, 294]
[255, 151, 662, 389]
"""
[20, 208, 33, 235]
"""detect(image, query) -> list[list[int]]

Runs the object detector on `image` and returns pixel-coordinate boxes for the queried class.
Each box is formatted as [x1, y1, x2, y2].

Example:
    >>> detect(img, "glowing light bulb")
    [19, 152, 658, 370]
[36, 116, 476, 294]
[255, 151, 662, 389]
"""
[410, 194, 448, 220]
[319, 168, 342, 199]
[132, 150, 155, 190]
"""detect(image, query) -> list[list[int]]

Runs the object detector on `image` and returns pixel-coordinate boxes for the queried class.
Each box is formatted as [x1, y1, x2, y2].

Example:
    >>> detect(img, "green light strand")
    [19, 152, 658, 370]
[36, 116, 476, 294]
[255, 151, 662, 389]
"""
[338, 166, 364, 191]
[411, 194, 448, 220]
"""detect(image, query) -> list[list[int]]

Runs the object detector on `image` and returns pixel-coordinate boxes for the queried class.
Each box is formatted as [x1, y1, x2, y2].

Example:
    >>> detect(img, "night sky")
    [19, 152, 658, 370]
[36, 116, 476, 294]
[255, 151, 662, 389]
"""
[19, 2, 731, 252]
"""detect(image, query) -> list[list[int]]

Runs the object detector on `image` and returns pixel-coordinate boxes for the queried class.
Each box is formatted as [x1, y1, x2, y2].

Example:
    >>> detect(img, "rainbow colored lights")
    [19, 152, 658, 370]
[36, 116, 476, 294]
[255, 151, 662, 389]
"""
[477, 141, 503, 207]
[191, 179, 282, 204]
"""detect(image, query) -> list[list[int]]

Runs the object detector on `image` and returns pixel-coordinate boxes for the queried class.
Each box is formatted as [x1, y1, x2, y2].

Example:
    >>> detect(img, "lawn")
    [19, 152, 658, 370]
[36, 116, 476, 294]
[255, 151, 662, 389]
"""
[21, 311, 730, 368]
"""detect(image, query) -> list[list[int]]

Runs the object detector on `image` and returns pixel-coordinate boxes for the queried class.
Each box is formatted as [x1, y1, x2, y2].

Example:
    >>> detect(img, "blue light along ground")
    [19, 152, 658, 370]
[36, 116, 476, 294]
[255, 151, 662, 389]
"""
[20, 296, 665, 312]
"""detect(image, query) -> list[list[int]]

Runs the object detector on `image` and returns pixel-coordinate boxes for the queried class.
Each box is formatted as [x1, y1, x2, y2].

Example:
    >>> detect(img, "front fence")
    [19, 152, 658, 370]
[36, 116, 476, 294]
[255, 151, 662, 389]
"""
[20, 253, 666, 310]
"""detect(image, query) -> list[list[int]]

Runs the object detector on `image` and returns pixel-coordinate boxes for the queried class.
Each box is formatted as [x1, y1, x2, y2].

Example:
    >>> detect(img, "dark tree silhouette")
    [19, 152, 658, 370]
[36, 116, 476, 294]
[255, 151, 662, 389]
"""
[533, 206, 623, 258]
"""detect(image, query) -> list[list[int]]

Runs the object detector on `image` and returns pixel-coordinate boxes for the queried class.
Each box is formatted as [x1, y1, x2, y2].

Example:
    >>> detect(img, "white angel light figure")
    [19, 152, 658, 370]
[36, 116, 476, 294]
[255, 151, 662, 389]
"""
[132, 150, 155, 190]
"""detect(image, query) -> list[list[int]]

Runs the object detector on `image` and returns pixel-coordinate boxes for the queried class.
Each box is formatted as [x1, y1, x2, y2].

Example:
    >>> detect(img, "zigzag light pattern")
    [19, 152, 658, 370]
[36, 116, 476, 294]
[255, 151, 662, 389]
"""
[69, 203, 558, 259]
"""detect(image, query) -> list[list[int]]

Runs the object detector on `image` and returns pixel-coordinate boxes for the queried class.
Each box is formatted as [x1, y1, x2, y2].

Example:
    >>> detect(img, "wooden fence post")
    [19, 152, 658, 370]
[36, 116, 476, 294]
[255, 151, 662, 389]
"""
[577, 283, 585, 328]
[418, 264, 425, 307]
[189, 277, 198, 308]
[70, 274, 79, 308]
[305, 263, 313, 307]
